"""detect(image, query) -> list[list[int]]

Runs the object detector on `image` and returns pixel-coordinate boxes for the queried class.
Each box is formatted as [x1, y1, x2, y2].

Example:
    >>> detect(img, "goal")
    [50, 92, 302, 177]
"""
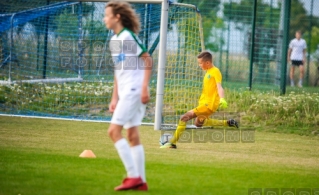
[0, 0, 204, 130]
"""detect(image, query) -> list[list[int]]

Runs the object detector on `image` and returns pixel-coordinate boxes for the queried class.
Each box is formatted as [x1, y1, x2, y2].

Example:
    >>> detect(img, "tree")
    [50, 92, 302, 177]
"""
[0, 0, 50, 14]
[224, 0, 319, 53]
[178, 0, 223, 52]
[223, 0, 280, 62]
[289, 0, 319, 53]
[223, 0, 283, 82]
[306, 26, 319, 54]
[224, 0, 281, 30]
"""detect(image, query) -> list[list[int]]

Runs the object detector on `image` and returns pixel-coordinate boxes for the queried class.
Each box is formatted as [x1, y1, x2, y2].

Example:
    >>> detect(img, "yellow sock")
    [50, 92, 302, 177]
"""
[204, 118, 227, 127]
[170, 120, 186, 144]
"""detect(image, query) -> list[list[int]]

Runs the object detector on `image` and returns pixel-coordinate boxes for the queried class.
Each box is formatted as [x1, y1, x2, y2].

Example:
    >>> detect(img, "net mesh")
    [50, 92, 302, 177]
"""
[0, 1, 204, 124]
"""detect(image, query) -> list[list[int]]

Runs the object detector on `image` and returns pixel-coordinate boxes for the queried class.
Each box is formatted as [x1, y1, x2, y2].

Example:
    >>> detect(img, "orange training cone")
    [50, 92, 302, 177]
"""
[79, 150, 96, 158]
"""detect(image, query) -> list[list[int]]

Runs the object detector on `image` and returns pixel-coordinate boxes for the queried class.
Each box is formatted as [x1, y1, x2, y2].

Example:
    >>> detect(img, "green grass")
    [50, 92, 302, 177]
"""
[1, 116, 319, 195]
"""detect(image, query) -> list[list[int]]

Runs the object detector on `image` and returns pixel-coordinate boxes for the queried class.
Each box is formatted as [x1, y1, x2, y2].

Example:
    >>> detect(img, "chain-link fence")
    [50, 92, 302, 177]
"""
[1, 0, 318, 89]
[181, 0, 319, 92]
[0, 1, 204, 123]
[0, 0, 318, 123]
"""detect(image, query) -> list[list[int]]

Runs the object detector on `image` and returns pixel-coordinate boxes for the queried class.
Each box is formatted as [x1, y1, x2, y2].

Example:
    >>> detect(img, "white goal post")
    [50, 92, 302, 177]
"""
[75, 0, 169, 130]
[0, 0, 205, 131]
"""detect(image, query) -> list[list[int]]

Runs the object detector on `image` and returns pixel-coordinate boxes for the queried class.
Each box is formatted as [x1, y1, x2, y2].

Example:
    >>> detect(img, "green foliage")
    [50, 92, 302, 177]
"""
[0, 0, 58, 14]
[223, 0, 280, 28]
[223, 0, 280, 60]
[289, 0, 310, 39]
[0, 82, 112, 117]
[54, 3, 97, 39]
[223, 0, 319, 57]
[181, 0, 220, 15]
[304, 26, 319, 54]
[3, 81, 319, 134]
[55, 10, 79, 40]
[179, 0, 223, 51]
[202, 16, 224, 52]
[84, 19, 108, 36]
[287, 0, 319, 51]
[226, 88, 319, 135]
[0, 85, 9, 103]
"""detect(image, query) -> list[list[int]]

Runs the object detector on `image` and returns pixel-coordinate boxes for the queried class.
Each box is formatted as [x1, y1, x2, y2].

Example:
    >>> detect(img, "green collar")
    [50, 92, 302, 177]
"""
[117, 27, 126, 36]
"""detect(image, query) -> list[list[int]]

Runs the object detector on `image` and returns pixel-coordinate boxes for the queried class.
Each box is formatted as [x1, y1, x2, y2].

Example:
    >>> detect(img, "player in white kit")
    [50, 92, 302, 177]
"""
[288, 30, 307, 87]
[103, 1, 152, 191]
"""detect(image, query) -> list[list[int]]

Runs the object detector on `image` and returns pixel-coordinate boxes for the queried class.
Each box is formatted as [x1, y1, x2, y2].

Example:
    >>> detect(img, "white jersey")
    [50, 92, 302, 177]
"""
[109, 28, 147, 98]
[289, 38, 307, 61]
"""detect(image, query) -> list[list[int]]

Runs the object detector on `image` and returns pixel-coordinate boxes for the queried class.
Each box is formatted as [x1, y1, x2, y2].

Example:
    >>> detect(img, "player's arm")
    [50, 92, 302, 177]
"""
[109, 77, 118, 113]
[111, 77, 118, 100]
[214, 69, 224, 98]
[287, 48, 292, 62]
[217, 83, 225, 98]
[140, 52, 153, 104]
[287, 41, 293, 62]
[217, 83, 227, 109]
[214, 70, 227, 109]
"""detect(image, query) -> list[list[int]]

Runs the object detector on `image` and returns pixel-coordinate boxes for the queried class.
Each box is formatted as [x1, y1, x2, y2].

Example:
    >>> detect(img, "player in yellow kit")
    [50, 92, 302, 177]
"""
[160, 51, 238, 149]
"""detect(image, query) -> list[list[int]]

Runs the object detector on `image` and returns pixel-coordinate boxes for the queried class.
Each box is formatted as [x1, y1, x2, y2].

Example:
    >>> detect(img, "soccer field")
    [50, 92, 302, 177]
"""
[0, 116, 318, 195]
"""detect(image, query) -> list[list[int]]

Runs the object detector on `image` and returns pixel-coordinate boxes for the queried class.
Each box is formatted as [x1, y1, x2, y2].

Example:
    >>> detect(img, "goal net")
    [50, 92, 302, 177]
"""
[0, 1, 204, 128]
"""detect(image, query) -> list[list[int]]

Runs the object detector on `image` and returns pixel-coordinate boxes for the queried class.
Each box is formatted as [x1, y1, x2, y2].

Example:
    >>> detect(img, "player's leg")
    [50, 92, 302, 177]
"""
[108, 124, 139, 180]
[108, 124, 143, 191]
[194, 114, 209, 127]
[171, 111, 196, 143]
[126, 127, 147, 191]
[290, 62, 296, 86]
[108, 123, 123, 143]
[197, 105, 239, 128]
[298, 63, 304, 87]
[193, 104, 225, 127]
[124, 100, 147, 190]
[193, 105, 214, 127]
[160, 110, 196, 148]
[203, 118, 227, 127]
[203, 118, 239, 128]
[109, 98, 143, 191]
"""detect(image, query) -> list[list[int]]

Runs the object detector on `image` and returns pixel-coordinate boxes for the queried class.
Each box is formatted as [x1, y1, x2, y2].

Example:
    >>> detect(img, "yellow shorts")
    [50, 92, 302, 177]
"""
[193, 104, 214, 119]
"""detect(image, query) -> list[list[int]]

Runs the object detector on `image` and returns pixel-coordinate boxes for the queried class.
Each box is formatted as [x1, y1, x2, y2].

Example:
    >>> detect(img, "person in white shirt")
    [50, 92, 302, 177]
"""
[287, 30, 307, 87]
[103, 1, 152, 191]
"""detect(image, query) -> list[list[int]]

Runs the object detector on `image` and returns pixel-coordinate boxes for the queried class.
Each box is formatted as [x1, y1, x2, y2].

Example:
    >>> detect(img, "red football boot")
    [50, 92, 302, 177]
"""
[114, 177, 143, 191]
[133, 183, 148, 191]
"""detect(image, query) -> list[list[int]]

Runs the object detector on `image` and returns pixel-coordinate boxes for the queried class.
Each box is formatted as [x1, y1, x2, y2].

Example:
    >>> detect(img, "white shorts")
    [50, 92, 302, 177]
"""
[111, 94, 146, 129]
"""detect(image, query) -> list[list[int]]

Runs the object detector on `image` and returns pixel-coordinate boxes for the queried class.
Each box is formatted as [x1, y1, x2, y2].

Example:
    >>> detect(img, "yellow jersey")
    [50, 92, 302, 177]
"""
[198, 66, 222, 111]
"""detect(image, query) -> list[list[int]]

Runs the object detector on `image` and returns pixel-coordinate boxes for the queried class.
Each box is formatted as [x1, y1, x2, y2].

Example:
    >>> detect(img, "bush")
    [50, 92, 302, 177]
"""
[226, 88, 319, 135]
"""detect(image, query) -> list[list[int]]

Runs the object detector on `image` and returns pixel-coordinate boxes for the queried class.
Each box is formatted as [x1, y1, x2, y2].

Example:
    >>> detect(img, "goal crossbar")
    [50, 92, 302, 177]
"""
[0, 0, 206, 131]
